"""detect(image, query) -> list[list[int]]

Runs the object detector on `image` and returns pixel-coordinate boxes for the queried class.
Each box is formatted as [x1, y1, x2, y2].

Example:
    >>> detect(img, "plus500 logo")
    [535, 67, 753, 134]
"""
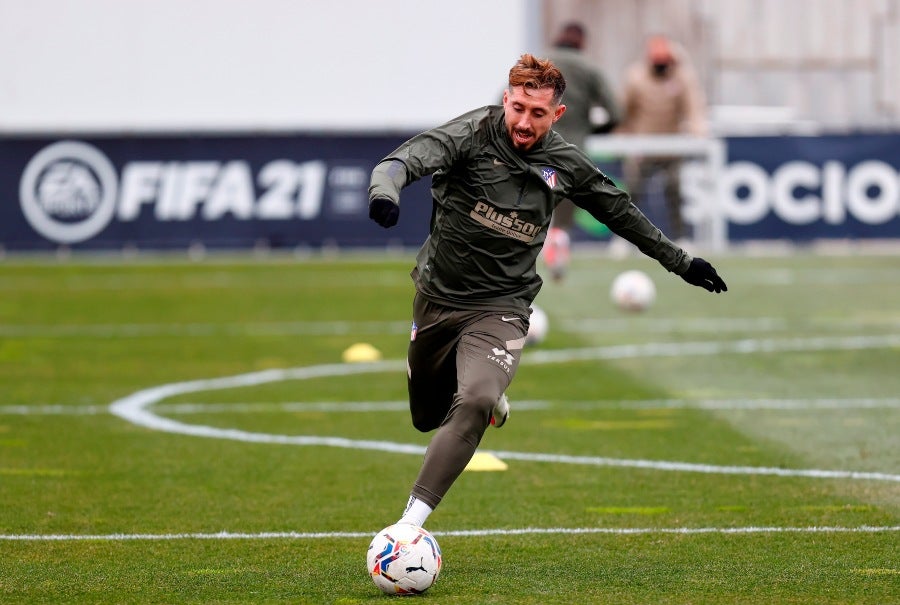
[19, 140, 368, 244]
[707, 160, 900, 226]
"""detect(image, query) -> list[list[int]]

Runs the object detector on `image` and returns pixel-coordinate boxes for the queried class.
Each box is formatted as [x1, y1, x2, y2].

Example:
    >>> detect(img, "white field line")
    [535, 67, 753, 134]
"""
[524, 333, 900, 364]
[2, 525, 898, 542]
[487, 451, 899, 481]
[6, 397, 900, 417]
[104, 335, 900, 483]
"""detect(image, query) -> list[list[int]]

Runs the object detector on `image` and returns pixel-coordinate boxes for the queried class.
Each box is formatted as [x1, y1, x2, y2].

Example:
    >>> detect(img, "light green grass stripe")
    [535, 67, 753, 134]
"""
[586, 506, 670, 515]
[0, 320, 410, 338]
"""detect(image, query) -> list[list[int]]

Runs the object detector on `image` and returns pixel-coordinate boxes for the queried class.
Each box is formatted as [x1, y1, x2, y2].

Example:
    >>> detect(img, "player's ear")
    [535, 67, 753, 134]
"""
[553, 104, 567, 122]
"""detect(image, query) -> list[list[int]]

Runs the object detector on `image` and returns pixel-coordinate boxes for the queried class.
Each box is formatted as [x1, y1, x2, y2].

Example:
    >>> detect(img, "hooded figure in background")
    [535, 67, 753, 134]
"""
[619, 34, 709, 240]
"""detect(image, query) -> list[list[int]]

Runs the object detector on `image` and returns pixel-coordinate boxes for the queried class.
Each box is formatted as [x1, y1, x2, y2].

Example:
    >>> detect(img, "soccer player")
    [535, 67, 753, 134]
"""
[368, 54, 726, 528]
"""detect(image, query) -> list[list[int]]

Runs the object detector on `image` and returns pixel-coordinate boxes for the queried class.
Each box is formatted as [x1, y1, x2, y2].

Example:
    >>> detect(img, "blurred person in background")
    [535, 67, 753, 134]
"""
[368, 54, 726, 530]
[542, 21, 622, 281]
[619, 34, 708, 242]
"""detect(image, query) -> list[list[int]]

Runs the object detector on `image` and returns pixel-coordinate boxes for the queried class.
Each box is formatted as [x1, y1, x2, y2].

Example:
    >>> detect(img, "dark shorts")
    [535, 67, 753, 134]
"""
[406, 292, 529, 432]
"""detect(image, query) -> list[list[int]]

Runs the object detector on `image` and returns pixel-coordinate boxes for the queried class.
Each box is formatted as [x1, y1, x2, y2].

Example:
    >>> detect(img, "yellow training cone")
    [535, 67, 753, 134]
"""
[341, 342, 382, 363]
[464, 452, 508, 472]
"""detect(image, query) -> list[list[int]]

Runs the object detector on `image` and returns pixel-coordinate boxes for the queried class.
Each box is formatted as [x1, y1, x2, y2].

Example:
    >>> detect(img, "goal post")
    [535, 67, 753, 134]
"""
[584, 134, 728, 251]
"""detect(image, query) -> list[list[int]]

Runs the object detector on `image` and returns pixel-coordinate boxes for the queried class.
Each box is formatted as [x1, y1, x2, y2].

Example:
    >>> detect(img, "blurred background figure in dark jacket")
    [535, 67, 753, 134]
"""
[542, 21, 622, 282]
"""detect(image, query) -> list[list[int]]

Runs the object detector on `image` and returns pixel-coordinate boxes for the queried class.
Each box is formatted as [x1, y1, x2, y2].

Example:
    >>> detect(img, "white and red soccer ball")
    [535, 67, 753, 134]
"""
[367, 523, 442, 595]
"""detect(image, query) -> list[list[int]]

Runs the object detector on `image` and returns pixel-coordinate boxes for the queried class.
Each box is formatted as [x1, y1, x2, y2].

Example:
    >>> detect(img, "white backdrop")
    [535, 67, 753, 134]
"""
[0, 0, 536, 132]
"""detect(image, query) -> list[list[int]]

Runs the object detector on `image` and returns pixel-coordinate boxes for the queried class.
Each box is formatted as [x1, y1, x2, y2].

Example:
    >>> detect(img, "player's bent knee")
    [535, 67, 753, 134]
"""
[456, 389, 499, 420]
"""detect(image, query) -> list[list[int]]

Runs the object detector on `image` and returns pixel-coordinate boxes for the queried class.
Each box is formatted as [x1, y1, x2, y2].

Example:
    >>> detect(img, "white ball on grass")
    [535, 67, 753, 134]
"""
[526, 304, 549, 346]
[367, 523, 442, 595]
[610, 270, 656, 312]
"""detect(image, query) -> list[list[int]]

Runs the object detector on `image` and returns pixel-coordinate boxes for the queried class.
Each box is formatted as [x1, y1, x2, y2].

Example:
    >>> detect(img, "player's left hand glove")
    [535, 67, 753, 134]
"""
[369, 197, 399, 228]
[680, 257, 727, 293]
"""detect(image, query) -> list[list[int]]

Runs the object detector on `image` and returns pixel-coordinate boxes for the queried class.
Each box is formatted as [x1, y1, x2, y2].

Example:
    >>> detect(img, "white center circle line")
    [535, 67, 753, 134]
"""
[108, 337, 900, 483]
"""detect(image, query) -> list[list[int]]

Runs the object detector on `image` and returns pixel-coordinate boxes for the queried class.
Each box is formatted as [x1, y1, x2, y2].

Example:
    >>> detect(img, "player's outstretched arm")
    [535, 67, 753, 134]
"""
[680, 257, 727, 293]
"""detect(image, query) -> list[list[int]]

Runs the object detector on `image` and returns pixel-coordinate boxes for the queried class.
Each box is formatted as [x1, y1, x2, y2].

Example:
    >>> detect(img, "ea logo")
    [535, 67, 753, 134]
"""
[19, 141, 118, 244]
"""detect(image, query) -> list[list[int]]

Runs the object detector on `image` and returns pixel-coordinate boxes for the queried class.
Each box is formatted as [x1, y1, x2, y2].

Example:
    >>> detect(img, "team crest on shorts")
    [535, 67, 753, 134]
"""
[410, 321, 418, 341]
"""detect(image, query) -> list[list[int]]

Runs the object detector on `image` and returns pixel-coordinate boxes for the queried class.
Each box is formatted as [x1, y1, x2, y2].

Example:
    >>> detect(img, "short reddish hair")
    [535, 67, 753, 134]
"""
[508, 53, 566, 104]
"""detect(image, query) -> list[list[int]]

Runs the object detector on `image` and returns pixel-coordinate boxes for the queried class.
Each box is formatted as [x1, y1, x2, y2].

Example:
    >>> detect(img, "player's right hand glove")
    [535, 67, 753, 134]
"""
[369, 197, 399, 228]
[680, 257, 728, 293]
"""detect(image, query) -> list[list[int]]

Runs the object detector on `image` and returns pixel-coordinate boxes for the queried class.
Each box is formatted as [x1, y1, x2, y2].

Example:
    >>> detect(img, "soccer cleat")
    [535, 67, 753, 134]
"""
[490, 393, 510, 428]
[542, 227, 571, 282]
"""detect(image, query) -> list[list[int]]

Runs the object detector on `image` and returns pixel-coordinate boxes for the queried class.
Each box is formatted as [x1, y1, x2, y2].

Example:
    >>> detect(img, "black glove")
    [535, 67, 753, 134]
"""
[680, 257, 727, 293]
[369, 197, 399, 228]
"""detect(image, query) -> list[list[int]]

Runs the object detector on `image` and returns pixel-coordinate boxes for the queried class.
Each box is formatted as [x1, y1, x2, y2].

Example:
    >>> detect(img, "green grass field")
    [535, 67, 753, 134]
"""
[1, 250, 898, 604]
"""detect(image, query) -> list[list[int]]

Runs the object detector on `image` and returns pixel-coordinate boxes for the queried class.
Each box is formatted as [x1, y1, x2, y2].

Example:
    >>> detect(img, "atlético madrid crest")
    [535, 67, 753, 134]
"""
[541, 167, 557, 188]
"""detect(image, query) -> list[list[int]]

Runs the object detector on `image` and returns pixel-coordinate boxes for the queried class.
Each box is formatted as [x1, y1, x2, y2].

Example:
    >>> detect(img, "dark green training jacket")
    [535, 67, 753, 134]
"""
[369, 105, 691, 314]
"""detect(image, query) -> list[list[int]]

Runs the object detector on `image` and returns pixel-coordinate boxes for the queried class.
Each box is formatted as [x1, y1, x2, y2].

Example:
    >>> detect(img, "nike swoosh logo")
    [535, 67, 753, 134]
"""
[501, 316, 520, 322]
[493, 159, 510, 167]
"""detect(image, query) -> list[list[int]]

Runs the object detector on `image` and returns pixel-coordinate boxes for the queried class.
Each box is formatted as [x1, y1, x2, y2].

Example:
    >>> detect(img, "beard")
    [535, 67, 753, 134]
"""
[509, 126, 536, 150]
